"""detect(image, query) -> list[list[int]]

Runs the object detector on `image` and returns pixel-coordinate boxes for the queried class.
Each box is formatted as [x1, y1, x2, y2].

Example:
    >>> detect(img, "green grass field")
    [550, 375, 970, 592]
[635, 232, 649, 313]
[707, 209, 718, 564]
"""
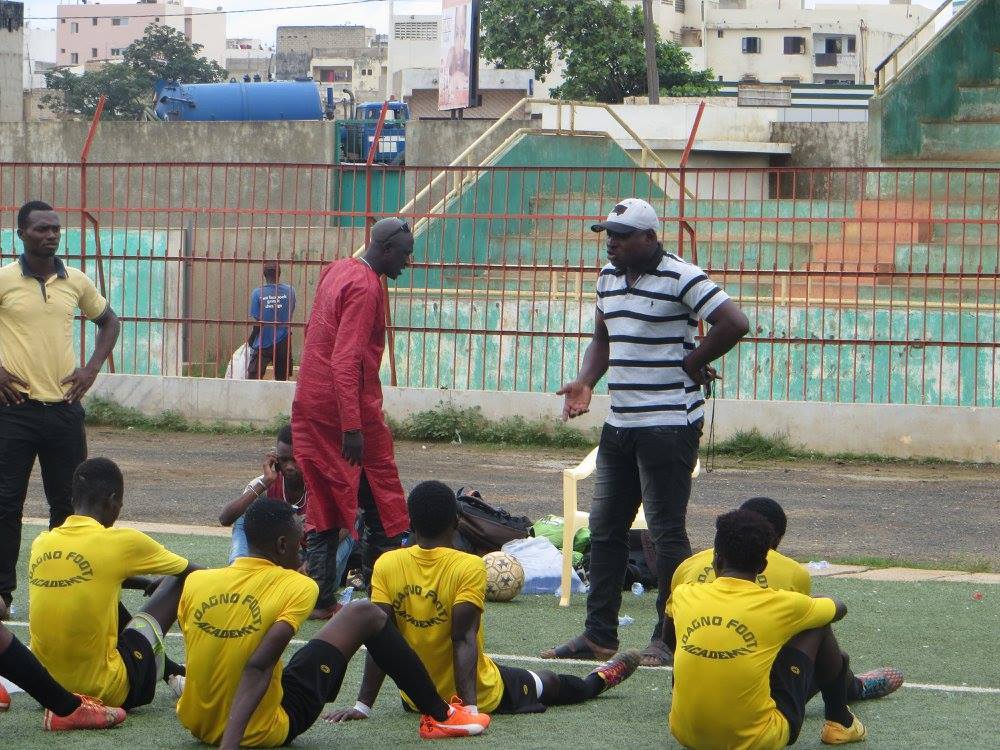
[5, 526, 998, 749]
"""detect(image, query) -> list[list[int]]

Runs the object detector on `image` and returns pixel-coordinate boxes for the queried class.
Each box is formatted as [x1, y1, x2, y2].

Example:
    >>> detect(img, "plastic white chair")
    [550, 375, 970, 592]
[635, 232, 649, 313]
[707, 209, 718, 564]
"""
[559, 447, 701, 607]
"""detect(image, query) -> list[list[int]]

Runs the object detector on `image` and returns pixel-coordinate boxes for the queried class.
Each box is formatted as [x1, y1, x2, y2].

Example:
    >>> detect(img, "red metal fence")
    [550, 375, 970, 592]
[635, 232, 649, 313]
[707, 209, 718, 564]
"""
[0, 161, 997, 406]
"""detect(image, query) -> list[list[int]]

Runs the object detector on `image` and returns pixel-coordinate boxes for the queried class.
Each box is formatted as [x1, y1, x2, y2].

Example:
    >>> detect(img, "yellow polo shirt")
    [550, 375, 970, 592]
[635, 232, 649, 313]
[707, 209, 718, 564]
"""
[372, 546, 505, 713]
[670, 548, 812, 596]
[27, 515, 189, 706]
[0, 256, 108, 402]
[667, 578, 837, 750]
[177, 558, 318, 748]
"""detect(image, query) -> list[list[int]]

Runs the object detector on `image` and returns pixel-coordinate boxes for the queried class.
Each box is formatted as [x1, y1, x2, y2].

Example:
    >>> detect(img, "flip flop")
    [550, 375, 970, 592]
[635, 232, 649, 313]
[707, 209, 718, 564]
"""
[539, 634, 617, 661]
[639, 638, 674, 667]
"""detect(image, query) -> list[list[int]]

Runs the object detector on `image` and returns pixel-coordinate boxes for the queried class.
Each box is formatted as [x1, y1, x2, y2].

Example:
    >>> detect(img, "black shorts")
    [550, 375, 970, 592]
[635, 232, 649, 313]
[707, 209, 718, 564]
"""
[281, 640, 348, 744]
[495, 665, 546, 715]
[116, 628, 158, 711]
[770, 645, 814, 745]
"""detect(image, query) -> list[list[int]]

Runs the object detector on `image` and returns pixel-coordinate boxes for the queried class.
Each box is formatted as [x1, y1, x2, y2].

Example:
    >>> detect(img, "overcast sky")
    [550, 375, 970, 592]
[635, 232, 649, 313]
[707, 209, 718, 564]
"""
[22, 0, 941, 45]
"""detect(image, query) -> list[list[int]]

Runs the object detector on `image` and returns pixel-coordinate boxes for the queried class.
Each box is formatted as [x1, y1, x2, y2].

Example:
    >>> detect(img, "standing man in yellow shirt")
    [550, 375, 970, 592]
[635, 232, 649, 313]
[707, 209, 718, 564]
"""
[668, 509, 868, 749]
[28, 458, 197, 709]
[0, 200, 120, 612]
[326, 481, 640, 724]
[177, 498, 490, 748]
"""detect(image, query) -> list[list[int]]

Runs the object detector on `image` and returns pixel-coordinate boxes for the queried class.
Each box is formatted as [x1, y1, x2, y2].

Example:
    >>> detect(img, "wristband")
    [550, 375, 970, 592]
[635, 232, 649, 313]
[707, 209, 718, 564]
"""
[353, 701, 371, 717]
[252, 479, 267, 498]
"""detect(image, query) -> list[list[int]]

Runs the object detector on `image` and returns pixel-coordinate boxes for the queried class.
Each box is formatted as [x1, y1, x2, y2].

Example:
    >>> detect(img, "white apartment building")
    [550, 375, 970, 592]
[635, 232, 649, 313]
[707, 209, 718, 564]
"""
[309, 46, 388, 103]
[628, 0, 931, 85]
[387, 13, 440, 95]
[56, 0, 226, 69]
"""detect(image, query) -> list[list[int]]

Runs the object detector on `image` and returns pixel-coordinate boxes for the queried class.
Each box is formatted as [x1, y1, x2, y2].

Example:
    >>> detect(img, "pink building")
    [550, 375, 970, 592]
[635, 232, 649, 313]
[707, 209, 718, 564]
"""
[56, 0, 225, 68]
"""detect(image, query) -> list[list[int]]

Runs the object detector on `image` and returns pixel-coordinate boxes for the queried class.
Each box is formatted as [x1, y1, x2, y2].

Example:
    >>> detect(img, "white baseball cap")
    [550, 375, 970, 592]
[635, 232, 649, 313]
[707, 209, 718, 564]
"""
[591, 198, 660, 234]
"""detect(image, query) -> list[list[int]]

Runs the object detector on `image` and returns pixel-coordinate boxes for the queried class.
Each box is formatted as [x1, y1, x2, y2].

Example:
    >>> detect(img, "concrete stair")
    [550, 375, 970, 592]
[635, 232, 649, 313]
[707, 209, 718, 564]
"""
[954, 83, 1000, 119]
[920, 120, 1000, 161]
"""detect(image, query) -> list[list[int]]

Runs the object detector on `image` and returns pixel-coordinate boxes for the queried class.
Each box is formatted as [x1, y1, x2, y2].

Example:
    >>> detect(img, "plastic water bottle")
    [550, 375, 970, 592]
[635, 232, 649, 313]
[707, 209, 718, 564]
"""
[806, 561, 830, 572]
[338, 587, 355, 606]
[618, 615, 635, 627]
[631, 582, 645, 597]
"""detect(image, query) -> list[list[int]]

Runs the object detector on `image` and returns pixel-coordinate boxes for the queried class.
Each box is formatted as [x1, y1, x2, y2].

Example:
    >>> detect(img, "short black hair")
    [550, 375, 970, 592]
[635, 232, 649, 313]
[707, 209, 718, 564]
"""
[277, 423, 292, 446]
[263, 261, 279, 280]
[244, 498, 297, 551]
[714, 509, 772, 573]
[739, 496, 787, 541]
[407, 480, 458, 538]
[72, 457, 124, 509]
[18, 200, 54, 230]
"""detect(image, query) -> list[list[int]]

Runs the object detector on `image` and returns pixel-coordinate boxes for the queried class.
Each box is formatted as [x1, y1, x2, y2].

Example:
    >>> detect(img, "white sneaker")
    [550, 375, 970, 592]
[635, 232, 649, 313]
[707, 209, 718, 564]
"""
[166, 674, 185, 699]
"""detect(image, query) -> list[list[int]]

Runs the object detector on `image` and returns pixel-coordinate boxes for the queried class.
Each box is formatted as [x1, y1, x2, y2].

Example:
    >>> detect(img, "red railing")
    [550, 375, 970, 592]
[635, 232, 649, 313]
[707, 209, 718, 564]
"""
[0, 161, 996, 406]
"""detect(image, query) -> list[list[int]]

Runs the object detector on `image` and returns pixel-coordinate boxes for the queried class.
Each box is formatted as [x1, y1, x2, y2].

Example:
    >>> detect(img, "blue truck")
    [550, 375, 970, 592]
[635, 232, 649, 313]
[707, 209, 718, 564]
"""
[152, 81, 409, 164]
[339, 101, 409, 164]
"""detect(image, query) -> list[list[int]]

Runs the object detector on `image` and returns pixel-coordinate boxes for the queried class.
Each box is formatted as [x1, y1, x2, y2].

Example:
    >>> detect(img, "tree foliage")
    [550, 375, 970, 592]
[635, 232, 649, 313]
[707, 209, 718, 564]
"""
[44, 25, 227, 120]
[480, 0, 718, 103]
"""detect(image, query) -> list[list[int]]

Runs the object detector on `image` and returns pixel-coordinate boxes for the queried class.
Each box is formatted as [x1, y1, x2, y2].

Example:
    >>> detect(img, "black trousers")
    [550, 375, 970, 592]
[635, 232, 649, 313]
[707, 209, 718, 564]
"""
[247, 337, 292, 381]
[584, 421, 702, 649]
[305, 471, 404, 608]
[0, 400, 87, 605]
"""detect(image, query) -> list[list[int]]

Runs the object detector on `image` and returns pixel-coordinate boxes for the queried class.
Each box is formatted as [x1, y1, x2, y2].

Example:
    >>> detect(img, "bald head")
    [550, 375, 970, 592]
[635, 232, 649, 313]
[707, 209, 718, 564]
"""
[363, 217, 414, 279]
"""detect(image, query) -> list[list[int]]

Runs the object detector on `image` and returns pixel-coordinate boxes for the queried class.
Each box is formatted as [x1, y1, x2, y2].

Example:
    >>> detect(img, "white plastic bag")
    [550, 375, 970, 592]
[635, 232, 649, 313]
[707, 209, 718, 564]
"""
[501, 536, 586, 595]
[225, 343, 250, 380]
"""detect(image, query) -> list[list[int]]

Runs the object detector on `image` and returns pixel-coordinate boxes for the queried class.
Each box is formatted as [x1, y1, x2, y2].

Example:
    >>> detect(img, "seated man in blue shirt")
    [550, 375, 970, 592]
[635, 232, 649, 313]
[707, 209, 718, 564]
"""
[247, 261, 296, 381]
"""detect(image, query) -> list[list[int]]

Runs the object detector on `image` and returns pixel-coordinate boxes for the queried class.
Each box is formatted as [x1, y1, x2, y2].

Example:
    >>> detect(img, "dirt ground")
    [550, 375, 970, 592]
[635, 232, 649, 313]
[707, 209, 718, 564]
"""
[23, 427, 1000, 570]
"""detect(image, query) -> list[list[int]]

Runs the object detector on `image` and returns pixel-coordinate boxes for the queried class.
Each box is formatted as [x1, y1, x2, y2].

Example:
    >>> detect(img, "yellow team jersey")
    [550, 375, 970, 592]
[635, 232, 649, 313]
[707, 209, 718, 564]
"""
[671, 548, 812, 595]
[0, 257, 109, 402]
[667, 578, 837, 750]
[371, 546, 505, 713]
[27, 515, 188, 706]
[177, 557, 318, 748]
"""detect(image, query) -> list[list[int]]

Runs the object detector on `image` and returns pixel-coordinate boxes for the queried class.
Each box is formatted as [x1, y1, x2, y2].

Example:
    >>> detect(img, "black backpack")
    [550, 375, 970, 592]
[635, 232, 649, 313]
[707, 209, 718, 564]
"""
[453, 488, 533, 555]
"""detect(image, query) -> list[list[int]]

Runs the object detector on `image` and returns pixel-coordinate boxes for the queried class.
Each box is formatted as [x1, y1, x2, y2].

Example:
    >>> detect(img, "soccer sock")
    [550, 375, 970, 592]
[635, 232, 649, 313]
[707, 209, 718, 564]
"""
[365, 620, 450, 721]
[820, 655, 855, 727]
[0, 636, 81, 717]
[119, 601, 183, 681]
[543, 674, 602, 705]
[164, 657, 185, 679]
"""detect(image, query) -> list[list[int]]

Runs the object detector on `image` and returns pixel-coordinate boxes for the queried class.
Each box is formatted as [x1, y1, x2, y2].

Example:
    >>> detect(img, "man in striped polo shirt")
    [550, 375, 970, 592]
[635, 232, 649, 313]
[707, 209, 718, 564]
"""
[543, 198, 749, 667]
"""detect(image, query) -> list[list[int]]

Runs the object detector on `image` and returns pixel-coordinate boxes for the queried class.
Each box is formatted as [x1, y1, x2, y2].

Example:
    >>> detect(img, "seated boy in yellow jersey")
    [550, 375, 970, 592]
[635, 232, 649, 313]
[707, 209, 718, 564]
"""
[325, 481, 640, 725]
[27, 458, 198, 711]
[668, 509, 868, 749]
[666, 497, 903, 704]
[0, 598, 127, 731]
[176, 498, 489, 748]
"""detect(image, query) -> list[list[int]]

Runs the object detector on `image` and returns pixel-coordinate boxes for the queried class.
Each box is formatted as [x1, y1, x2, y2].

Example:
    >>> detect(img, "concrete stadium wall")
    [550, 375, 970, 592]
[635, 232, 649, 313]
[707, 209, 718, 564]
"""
[770, 123, 868, 169]
[90, 374, 1000, 463]
[0, 121, 337, 164]
[0, 121, 339, 229]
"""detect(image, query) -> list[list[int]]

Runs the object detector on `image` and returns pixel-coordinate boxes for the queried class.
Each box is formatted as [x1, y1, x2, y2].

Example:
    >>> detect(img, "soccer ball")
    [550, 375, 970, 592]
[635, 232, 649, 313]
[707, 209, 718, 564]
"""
[483, 551, 525, 602]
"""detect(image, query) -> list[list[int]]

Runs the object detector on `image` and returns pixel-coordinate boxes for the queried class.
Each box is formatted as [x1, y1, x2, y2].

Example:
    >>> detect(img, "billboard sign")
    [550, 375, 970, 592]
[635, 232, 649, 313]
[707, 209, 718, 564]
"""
[438, 0, 479, 111]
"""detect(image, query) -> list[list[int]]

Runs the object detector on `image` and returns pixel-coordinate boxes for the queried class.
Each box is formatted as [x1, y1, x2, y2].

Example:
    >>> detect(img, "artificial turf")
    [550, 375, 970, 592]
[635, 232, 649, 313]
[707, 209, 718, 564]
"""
[4, 526, 997, 749]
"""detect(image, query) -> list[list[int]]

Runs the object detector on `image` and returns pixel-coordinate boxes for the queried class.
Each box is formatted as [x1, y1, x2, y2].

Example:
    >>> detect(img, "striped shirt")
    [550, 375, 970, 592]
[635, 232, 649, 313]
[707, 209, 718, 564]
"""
[596, 250, 729, 427]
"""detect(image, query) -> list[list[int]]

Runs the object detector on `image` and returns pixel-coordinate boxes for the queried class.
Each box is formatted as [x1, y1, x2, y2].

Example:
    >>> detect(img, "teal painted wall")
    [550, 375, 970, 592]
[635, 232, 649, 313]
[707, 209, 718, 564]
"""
[873, 0, 1000, 160]
[384, 134, 999, 406]
[1, 230, 170, 376]
[333, 168, 406, 227]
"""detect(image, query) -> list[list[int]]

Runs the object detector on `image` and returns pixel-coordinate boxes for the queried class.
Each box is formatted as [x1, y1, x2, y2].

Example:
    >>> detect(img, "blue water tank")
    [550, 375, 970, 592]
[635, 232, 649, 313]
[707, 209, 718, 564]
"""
[154, 80, 323, 122]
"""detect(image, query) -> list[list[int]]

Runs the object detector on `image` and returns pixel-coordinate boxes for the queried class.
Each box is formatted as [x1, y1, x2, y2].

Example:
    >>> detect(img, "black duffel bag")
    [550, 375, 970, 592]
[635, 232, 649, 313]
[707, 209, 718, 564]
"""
[453, 488, 533, 555]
